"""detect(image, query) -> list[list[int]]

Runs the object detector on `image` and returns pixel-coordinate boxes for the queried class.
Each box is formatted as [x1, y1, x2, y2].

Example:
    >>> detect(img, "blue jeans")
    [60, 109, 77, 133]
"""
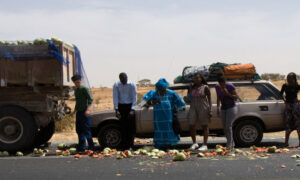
[221, 106, 237, 148]
[76, 111, 94, 151]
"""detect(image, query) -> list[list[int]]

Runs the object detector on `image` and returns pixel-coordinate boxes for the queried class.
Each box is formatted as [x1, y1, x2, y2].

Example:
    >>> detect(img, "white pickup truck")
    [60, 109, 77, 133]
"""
[90, 80, 285, 148]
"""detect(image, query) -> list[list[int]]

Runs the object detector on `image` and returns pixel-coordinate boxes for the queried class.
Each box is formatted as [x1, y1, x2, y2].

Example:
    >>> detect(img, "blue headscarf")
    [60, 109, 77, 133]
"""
[155, 78, 169, 90]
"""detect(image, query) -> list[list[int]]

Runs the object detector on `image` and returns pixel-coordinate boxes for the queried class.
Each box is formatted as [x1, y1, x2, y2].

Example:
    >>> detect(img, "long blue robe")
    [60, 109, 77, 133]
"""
[143, 90, 185, 148]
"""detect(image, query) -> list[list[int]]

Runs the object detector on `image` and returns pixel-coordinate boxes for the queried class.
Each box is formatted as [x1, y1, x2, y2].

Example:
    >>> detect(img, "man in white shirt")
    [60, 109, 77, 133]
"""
[113, 72, 137, 149]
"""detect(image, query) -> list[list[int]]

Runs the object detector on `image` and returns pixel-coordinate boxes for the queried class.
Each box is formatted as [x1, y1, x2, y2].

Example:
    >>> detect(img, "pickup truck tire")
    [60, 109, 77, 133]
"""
[34, 121, 55, 147]
[234, 119, 263, 147]
[0, 106, 36, 151]
[98, 123, 123, 149]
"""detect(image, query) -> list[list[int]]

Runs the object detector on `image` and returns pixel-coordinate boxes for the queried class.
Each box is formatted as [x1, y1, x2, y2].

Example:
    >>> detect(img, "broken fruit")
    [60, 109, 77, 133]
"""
[58, 143, 67, 150]
[197, 153, 205, 157]
[152, 149, 159, 153]
[291, 154, 300, 159]
[173, 152, 186, 161]
[2, 151, 9, 157]
[63, 150, 70, 156]
[69, 148, 77, 155]
[268, 146, 277, 153]
[143, 146, 153, 152]
[235, 149, 243, 154]
[56, 150, 63, 156]
[16, 152, 23, 156]
[250, 145, 258, 151]
[103, 147, 112, 154]
[74, 154, 81, 159]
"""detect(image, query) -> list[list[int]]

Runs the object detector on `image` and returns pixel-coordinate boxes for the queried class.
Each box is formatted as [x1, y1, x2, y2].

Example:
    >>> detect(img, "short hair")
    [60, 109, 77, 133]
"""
[287, 72, 298, 85]
[217, 76, 226, 83]
[119, 72, 127, 79]
[71, 74, 82, 82]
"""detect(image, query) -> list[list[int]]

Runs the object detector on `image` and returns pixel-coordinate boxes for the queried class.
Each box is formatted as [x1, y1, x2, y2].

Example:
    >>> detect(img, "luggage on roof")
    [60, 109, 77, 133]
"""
[224, 63, 256, 80]
[174, 62, 262, 84]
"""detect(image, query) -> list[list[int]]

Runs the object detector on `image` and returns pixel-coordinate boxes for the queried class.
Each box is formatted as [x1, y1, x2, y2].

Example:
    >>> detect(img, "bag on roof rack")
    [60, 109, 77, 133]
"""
[224, 63, 256, 80]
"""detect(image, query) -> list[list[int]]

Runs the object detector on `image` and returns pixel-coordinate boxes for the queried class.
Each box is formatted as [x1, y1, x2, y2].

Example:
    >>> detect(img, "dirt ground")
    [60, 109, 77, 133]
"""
[51, 80, 299, 142]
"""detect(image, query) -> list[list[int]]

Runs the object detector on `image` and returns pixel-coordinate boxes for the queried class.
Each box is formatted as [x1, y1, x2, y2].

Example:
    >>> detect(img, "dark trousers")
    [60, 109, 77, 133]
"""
[118, 104, 135, 149]
[76, 111, 94, 151]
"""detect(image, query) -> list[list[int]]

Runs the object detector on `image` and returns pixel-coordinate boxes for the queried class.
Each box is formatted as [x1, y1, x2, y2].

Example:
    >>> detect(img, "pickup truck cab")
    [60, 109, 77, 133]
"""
[91, 80, 285, 148]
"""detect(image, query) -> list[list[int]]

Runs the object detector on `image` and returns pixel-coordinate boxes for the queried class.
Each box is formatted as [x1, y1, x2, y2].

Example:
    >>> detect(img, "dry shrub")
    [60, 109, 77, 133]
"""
[55, 114, 76, 132]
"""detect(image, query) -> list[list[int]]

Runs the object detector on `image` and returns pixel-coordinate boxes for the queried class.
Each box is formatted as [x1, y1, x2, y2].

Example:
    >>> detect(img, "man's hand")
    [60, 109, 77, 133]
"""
[130, 109, 135, 116]
[208, 111, 212, 118]
[85, 109, 90, 117]
[115, 109, 119, 116]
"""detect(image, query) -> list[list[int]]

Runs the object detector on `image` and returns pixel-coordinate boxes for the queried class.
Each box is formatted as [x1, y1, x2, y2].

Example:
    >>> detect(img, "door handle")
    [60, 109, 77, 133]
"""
[259, 106, 268, 111]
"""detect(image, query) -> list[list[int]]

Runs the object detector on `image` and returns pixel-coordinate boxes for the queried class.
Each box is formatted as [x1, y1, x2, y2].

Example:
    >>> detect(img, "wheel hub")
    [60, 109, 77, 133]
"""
[4, 125, 16, 136]
[240, 125, 258, 143]
[105, 129, 121, 146]
[0, 117, 23, 144]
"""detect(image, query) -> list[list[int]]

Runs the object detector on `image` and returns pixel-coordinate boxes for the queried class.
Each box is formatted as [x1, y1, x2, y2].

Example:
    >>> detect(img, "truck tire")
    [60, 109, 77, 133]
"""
[34, 120, 55, 147]
[98, 123, 123, 149]
[0, 106, 36, 151]
[234, 119, 263, 147]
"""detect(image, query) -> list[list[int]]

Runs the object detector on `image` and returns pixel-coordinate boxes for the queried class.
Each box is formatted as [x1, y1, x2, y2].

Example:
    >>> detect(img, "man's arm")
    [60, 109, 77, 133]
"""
[131, 83, 137, 110]
[216, 88, 221, 117]
[113, 83, 119, 110]
[85, 87, 93, 117]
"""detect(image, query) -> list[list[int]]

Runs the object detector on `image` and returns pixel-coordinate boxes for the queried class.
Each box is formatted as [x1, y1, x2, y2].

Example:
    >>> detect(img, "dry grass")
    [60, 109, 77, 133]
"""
[55, 114, 76, 132]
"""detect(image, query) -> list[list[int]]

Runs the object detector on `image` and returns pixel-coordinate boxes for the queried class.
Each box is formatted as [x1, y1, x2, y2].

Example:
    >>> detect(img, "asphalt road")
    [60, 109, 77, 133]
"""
[1, 136, 300, 180]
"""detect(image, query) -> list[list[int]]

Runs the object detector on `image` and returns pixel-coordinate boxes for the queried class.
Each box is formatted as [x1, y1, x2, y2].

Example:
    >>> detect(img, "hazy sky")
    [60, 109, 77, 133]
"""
[1, 0, 300, 87]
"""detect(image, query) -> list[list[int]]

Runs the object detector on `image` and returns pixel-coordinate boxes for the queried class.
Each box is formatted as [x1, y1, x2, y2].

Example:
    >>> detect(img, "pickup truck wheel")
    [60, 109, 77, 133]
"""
[234, 120, 263, 147]
[98, 124, 122, 149]
[34, 121, 55, 147]
[0, 106, 36, 151]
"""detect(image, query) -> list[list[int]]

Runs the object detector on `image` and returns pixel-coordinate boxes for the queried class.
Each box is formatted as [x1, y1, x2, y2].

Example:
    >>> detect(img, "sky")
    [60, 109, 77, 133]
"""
[1, 0, 300, 87]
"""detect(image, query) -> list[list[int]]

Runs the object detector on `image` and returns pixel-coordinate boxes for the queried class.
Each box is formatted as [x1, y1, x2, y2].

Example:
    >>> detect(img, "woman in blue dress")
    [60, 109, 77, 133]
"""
[143, 78, 185, 150]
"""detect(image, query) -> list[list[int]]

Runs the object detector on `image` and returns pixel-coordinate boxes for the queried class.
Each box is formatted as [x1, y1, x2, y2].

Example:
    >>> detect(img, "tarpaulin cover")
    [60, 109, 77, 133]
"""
[0, 39, 91, 89]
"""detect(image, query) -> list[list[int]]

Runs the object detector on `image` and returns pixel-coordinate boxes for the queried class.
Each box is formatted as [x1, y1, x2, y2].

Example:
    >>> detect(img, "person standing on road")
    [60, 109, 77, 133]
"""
[143, 78, 185, 150]
[113, 72, 137, 149]
[280, 72, 300, 147]
[215, 76, 238, 151]
[72, 74, 94, 152]
[188, 73, 212, 151]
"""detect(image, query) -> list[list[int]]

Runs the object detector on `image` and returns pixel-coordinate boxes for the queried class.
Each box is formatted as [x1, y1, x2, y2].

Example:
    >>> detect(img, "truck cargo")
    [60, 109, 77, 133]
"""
[0, 38, 87, 151]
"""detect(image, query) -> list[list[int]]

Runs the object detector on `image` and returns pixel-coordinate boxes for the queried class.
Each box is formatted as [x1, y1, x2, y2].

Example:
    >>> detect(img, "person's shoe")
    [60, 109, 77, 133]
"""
[189, 143, 199, 150]
[198, 145, 208, 152]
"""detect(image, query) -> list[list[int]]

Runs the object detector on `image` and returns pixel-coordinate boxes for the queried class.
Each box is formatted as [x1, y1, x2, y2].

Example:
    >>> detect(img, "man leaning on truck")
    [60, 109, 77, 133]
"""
[113, 72, 137, 150]
[72, 74, 94, 152]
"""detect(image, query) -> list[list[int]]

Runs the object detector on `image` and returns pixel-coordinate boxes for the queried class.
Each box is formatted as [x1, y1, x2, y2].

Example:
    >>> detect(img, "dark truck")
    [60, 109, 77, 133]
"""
[0, 39, 83, 151]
